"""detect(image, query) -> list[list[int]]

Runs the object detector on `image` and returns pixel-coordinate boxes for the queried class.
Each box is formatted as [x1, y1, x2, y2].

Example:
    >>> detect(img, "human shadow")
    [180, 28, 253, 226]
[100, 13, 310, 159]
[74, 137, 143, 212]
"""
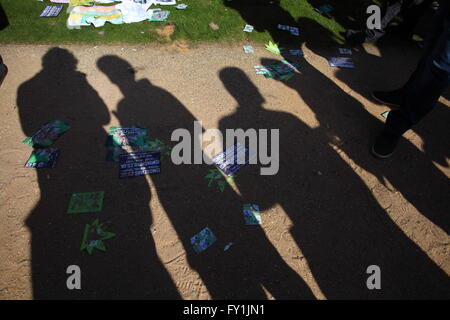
[294, 17, 450, 234]
[97, 55, 315, 299]
[224, 0, 301, 55]
[218, 66, 450, 299]
[0, 3, 9, 31]
[17, 48, 180, 299]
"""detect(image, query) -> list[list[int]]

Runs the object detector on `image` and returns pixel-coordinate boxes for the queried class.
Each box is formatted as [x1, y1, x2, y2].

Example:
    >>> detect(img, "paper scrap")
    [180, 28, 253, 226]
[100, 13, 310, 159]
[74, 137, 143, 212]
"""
[289, 49, 304, 56]
[24, 148, 60, 169]
[39, 5, 63, 17]
[67, 191, 105, 214]
[328, 57, 356, 69]
[80, 218, 116, 255]
[289, 26, 299, 36]
[243, 24, 254, 32]
[265, 41, 281, 54]
[119, 151, 161, 178]
[339, 48, 353, 55]
[315, 4, 333, 14]
[243, 204, 261, 225]
[243, 45, 254, 54]
[212, 142, 255, 177]
[190, 227, 217, 253]
[224, 242, 234, 251]
[205, 168, 234, 192]
[106, 126, 148, 147]
[23, 120, 70, 148]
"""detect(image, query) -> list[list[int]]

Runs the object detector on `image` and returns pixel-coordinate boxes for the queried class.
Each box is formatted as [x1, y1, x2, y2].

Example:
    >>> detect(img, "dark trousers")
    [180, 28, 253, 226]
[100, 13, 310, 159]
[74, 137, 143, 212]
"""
[385, 56, 449, 135]
[385, 1, 450, 136]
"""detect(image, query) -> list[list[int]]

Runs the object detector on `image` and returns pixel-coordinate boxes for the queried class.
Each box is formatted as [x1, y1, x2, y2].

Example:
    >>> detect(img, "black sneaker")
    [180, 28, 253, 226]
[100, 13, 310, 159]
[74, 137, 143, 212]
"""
[371, 132, 400, 159]
[371, 90, 403, 107]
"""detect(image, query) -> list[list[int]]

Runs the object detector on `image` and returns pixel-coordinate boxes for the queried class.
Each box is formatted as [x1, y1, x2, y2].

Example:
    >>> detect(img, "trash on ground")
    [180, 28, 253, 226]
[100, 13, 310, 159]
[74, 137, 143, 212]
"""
[212, 142, 254, 177]
[289, 26, 299, 36]
[254, 65, 270, 74]
[328, 57, 356, 69]
[277, 24, 290, 31]
[175, 4, 188, 10]
[116, 0, 154, 24]
[155, 0, 176, 5]
[24, 148, 60, 169]
[22, 120, 70, 148]
[315, 4, 333, 14]
[107, 138, 170, 162]
[40, 5, 64, 17]
[243, 24, 254, 32]
[224, 242, 234, 251]
[256, 60, 299, 81]
[381, 111, 390, 119]
[67, 5, 124, 29]
[339, 48, 353, 55]
[147, 138, 171, 157]
[289, 49, 304, 56]
[190, 227, 217, 253]
[119, 151, 161, 178]
[80, 218, 116, 255]
[243, 204, 261, 225]
[67, 191, 105, 214]
[148, 9, 170, 22]
[205, 168, 234, 192]
[243, 45, 254, 54]
[265, 41, 281, 55]
[106, 126, 148, 147]
[209, 22, 220, 30]
[67, 1, 171, 28]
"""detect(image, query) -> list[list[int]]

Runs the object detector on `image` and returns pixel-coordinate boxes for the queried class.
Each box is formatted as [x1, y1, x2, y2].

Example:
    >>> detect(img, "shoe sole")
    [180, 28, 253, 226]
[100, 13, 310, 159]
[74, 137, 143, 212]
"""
[371, 144, 393, 159]
[371, 92, 401, 108]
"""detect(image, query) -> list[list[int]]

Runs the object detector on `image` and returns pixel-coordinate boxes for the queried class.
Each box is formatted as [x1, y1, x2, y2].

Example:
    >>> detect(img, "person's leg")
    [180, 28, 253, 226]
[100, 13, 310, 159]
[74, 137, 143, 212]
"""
[388, 57, 449, 133]
[372, 54, 449, 158]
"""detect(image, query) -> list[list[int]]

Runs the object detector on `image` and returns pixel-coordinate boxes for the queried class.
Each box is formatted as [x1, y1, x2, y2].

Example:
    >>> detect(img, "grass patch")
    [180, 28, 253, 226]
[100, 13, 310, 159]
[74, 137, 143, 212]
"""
[0, 0, 380, 45]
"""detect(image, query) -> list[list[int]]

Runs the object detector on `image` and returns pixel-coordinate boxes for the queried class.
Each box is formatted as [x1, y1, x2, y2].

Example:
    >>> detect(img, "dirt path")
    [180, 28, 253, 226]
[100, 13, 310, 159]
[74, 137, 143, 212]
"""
[0, 43, 448, 299]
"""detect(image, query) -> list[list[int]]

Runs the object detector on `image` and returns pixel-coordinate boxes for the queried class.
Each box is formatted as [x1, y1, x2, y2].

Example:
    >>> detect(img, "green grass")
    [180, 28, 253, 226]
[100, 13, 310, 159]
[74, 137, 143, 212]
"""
[0, 0, 376, 45]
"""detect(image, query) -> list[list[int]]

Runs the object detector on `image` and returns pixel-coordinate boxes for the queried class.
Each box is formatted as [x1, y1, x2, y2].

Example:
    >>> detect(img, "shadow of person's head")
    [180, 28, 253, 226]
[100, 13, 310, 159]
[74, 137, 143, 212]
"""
[42, 47, 78, 73]
[219, 67, 265, 109]
[0, 3, 9, 31]
[97, 55, 138, 90]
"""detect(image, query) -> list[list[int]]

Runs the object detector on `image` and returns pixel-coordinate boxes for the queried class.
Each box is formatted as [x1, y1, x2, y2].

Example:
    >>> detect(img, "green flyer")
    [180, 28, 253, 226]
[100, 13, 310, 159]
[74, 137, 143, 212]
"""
[67, 191, 104, 214]
[80, 218, 116, 255]
[22, 120, 70, 148]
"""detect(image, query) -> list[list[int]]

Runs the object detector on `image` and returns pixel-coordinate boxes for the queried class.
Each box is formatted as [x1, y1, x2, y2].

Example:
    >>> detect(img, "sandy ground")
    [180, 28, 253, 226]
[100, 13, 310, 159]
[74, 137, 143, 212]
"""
[0, 42, 448, 300]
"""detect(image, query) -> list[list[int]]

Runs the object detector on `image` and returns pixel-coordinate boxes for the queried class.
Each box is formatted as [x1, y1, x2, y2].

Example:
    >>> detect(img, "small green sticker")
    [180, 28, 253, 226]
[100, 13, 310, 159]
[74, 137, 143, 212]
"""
[67, 191, 104, 214]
